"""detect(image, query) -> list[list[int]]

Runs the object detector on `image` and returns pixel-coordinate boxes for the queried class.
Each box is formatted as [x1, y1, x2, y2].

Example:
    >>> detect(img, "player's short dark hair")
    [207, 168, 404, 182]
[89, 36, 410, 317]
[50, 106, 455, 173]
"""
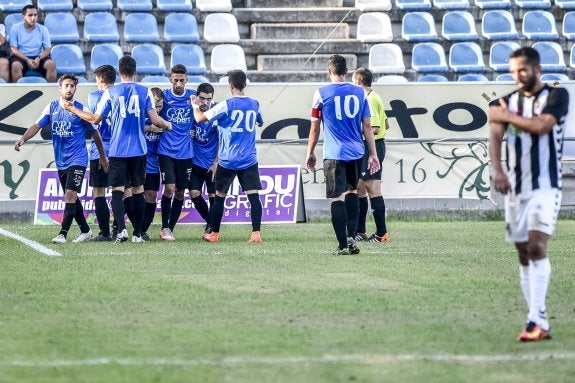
[170, 64, 187, 75]
[353, 67, 373, 87]
[119, 55, 136, 77]
[150, 87, 164, 101]
[94, 64, 116, 84]
[22, 4, 37, 15]
[227, 70, 247, 91]
[328, 54, 347, 76]
[510, 47, 540, 67]
[58, 74, 78, 85]
[197, 82, 214, 96]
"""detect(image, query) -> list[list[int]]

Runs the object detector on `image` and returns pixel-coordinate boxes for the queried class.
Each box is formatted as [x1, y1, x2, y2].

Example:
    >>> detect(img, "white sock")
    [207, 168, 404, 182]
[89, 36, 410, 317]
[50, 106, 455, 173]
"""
[528, 257, 551, 330]
[519, 263, 532, 309]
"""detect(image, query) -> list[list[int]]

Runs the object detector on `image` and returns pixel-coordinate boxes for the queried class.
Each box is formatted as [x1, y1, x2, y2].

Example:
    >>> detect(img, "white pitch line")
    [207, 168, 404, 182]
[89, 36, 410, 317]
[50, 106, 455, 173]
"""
[0, 227, 61, 257]
[3, 352, 575, 367]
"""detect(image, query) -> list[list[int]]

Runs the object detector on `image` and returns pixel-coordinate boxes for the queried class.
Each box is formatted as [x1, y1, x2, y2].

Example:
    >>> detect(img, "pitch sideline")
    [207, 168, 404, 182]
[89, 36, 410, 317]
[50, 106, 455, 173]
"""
[0, 227, 61, 257]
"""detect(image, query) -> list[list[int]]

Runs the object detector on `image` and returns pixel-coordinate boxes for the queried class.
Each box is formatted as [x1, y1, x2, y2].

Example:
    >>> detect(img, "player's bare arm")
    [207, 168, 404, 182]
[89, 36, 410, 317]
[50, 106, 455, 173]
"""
[63, 101, 104, 125]
[92, 129, 109, 173]
[190, 95, 208, 123]
[14, 124, 41, 151]
[306, 120, 321, 171]
[362, 116, 380, 175]
[147, 109, 172, 131]
[489, 98, 557, 135]
[488, 119, 511, 194]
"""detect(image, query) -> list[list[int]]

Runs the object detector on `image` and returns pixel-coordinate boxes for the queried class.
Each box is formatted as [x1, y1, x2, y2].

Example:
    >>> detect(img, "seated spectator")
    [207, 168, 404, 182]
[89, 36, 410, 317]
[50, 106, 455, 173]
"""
[0, 24, 10, 82]
[9, 5, 56, 83]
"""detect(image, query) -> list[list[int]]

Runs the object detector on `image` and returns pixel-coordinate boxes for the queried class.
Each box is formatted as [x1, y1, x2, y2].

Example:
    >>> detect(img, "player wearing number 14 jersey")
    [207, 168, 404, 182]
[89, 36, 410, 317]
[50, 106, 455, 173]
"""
[192, 70, 264, 243]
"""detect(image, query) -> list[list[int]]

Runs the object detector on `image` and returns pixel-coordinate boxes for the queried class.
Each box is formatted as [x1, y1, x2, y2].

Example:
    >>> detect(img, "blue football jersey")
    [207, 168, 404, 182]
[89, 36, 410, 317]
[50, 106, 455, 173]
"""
[36, 100, 94, 170]
[88, 89, 112, 160]
[95, 82, 154, 158]
[203, 96, 263, 170]
[144, 117, 162, 174]
[157, 88, 196, 159]
[191, 117, 218, 170]
[312, 83, 371, 161]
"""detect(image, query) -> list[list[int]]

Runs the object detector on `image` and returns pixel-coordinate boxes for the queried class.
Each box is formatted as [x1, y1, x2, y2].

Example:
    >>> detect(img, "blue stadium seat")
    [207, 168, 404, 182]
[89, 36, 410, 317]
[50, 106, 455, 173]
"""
[196, 0, 232, 12]
[411, 42, 448, 73]
[417, 74, 448, 82]
[522, 11, 559, 40]
[532, 41, 566, 72]
[481, 10, 519, 40]
[188, 75, 210, 83]
[458, 74, 489, 81]
[76, 76, 89, 83]
[203, 13, 240, 43]
[474, 0, 511, 8]
[117, 0, 152, 11]
[489, 41, 521, 71]
[17, 76, 48, 83]
[449, 42, 485, 73]
[395, 0, 431, 10]
[90, 43, 123, 71]
[514, 0, 551, 9]
[51, 44, 86, 75]
[210, 44, 247, 74]
[562, 12, 575, 39]
[163, 13, 200, 43]
[0, 78, 6, 84]
[4, 13, 23, 33]
[0, 0, 31, 12]
[402, 12, 437, 42]
[368, 43, 405, 74]
[76, 0, 113, 11]
[37, 0, 73, 11]
[124, 13, 160, 43]
[571, 45, 575, 68]
[44, 13, 79, 43]
[540, 73, 570, 81]
[131, 44, 166, 75]
[556, 0, 575, 9]
[170, 45, 207, 74]
[441, 11, 478, 41]
[432, 0, 469, 10]
[357, 12, 393, 42]
[157, 0, 192, 11]
[83, 12, 120, 42]
[141, 75, 171, 83]
[354, 0, 392, 11]
[495, 73, 514, 81]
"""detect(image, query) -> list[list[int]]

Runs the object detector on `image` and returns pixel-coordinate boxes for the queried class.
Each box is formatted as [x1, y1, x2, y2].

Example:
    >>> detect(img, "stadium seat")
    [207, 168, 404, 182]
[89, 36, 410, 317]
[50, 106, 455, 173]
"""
[458, 74, 489, 81]
[141, 75, 171, 83]
[441, 11, 478, 41]
[210, 44, 247, 74]
[16, 76, 48, 83]
[51, 44, 86, 75]
[532, 41, 566, 72]
[432, 0, 469, 10]
[188, 75, 210, 83]
[411, 42, 448, 73]
[83, 12, 120, 43]
[489, 41, 521, 71]
[449, 42, 485, 72]
[4, 13, 23, 33]
[76, 0, 113, 11]
[571, 45, 575, 68]
[481, 10, 519, 40]
[0, 78, 6, 84]
[514, 0, 551, 9]
[117, 0, 152, 11]
[124, 13, 160, 43]
[395, 0, 431, 10]
[354, 0, 392, 11]
[43, 13, 79, 44]
[522, 11, 559, 40]
[540, 73, 570, 81]
[375, 75, 409, 83]
[163, 13, 200, 43]
[196, 0, 232, 12]
[156, 0, 192, 11]
[203, 13, 240, 43]
[357, 12, 393, 42]
[37, 0, 73, 12]
[474, 0, 511, 8]
[76, 76, 89, 83]
[495, 73, 514, 81]
[0, 0, 31, 12]
[131, 44, 166, 75]
[170, 44, 207, 75]
[368, 43, 405, 74]
[556, 0, 575, 9]
[402, 12, 438, 42]
[562, 12, 575, 40]
[417, 74, 448, 82]
[90, 43, 123, 71]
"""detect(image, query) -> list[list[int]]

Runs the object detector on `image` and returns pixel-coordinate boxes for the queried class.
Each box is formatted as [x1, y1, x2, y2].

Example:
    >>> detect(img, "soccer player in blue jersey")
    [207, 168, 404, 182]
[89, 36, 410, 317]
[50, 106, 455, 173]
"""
[141, 87, 165, 241]
[191, 70, 264, 243]
[156, 64, 196, 241]
[15, 74, 108, 243]
[189, 82, 218, 234]
[64, 55, 171, 243]
[88, 65, 116, 241]
[306, 54, 379, 255]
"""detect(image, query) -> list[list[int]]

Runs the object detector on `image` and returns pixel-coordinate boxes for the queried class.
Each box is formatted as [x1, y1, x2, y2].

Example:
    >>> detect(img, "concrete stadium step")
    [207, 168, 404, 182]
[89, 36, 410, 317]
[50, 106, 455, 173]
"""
[251, 23, 349, 39]
[245, 0, 343, 7]
[257, 54, 357, 71]
[246, 70, 334, 83]
[234, 7, 361, 23]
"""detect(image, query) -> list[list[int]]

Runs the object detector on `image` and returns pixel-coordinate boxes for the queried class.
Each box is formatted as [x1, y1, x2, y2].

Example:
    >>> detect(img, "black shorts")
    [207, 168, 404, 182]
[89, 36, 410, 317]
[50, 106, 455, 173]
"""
[108, 155, 146, 188]
[58, 166, 86, 193]
[158, 154, 193, 190]
[89, 159, 109, 188]
[144, 172, 161, 192]
[9, 55, 52, 77]
[361, 139, 386, 181]
[324, 158, 362, 198]
[189, 164, 216, 194]
[215, 163, 261, 194]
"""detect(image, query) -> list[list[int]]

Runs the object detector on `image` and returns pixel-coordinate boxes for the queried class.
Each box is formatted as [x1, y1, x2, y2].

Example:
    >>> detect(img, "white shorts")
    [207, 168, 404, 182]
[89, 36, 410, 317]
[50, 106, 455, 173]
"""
[504, 188, 562, 243]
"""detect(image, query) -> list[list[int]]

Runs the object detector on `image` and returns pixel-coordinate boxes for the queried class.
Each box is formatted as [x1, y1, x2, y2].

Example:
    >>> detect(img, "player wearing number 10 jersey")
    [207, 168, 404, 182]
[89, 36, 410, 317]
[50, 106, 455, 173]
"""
[192, 70, 264, 244]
